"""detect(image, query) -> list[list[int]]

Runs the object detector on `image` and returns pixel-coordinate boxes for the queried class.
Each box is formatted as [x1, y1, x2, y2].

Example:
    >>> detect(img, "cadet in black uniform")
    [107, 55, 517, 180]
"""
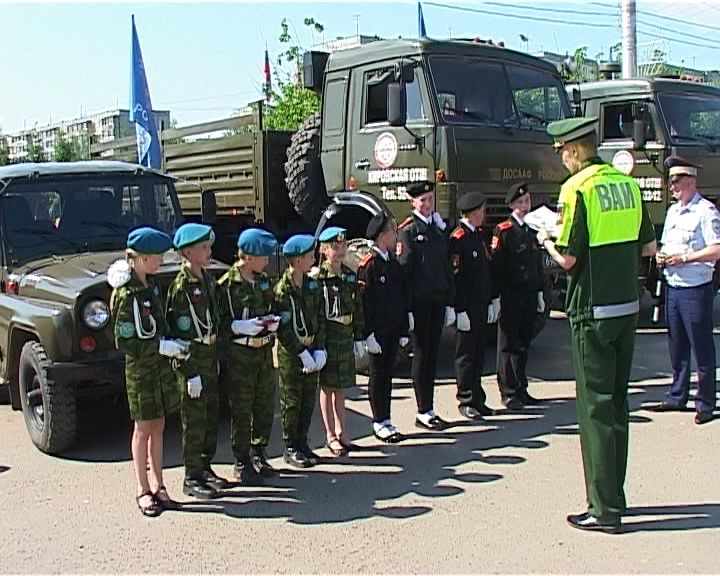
[357, 211, 409, 443]
[397, 181, 455, 430]
[450, 192, 498, 420]
[491, 182, 545, 409]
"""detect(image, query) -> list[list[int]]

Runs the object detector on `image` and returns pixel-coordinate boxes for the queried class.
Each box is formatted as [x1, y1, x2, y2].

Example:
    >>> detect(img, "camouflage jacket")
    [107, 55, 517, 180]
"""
[312, 260, 364, 341]
[217, 264, 275, 342]
[274, 268, 326, 356]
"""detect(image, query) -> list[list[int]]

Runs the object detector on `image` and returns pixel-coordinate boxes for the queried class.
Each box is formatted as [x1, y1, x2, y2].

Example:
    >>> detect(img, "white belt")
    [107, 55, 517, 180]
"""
[193, 334, 217, 346]
[592, 300, 639, 320]
[232, 334, 274, 348]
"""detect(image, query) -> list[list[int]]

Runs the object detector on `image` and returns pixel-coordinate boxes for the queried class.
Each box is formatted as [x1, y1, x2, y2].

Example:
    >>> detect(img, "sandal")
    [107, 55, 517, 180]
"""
[153, 485, 179, 510]
[325, 438, 348, 457]
[339, 439, 361, 451]
[136, 491, 161, 517]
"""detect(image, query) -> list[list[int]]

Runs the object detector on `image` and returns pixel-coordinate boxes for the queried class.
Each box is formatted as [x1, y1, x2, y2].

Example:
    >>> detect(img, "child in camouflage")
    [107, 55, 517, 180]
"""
[108, 227, 188, 517]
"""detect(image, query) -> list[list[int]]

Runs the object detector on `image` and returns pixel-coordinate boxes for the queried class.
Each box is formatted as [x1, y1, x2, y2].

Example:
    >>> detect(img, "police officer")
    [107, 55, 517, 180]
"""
[649, 156, 720, 425]
[491, 182, 545, 409]
[397, 181, 455, 430]
[539, 117, 656, 533]
[450, 192, 498, 420]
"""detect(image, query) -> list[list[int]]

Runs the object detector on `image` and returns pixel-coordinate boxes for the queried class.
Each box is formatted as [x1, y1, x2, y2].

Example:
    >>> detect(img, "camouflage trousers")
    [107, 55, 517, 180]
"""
[179, 354, 219, 477]
[226, 343, 276, 462]
[278, 346, 318, 443]
[319, 322, 356, 390]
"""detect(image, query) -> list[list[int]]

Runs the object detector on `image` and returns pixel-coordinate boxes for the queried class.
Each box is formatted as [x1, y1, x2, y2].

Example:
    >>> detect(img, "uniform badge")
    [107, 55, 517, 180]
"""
[713, 219, 720, 236]
[307, 280, 318, 290]
[118, 322, 135, 339]
[416, 234, 425, 242]
[346, 274, 356, 283]
[191, 287, 202, 304]
[177, 315, 192, 332]
[472, 250, 478, 258]
[380, 275, 386, 283]
[395, 241, 404, 257]
[280, 311, 292, 325]
[491, 236, 499, 250]
[332, 285, 339, 292]
[260, 281, 270, 291]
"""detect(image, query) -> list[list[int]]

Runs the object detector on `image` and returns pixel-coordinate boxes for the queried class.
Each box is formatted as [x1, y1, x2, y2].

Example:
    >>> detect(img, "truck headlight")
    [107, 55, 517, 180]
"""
[82, 299, 110, 330]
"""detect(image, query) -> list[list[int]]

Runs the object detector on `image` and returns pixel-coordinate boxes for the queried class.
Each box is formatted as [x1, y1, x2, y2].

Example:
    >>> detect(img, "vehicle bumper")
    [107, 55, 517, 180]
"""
[45, 351, 124, 387]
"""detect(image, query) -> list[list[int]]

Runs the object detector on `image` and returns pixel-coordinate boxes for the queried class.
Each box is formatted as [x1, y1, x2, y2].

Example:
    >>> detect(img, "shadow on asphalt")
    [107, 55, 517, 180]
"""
[622, 504, 720, 532]
[0, 465, 9, 474]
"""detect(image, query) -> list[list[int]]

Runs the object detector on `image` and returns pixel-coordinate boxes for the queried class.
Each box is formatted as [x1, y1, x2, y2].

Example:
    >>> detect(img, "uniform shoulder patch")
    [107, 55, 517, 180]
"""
[118, 322, 135, 339]
[451, 227, 466, 240]
[398, 216, 413, 229]
[498, 220, 513, 231]
[358, 253, 373, 268]
[176, 315, 192, 332]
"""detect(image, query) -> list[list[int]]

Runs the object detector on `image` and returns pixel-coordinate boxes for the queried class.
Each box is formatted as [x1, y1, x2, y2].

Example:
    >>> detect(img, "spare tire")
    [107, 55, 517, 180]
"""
[284, 112, 330, 226]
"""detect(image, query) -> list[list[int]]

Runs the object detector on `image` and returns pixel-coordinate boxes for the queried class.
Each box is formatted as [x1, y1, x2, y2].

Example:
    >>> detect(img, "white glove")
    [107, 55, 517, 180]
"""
[537, 227, 550, 246]
[444, 306, 456, 327]
[366, 332, 382, 355]
[159, 338, 190, 360]
[312, 349, 327, 371]
[432, 211, 447, 231]
[537, 291, 546, 314]
[399, 337, 410, 348]
[298, 349, 316, 373]
[456, 311, 471, 332]
[407, 312, 415, 333]
[231, 318, 264, 336]
[187, 375, 203, 399]
[353, 341, 366, 361]
[488, 298, 501, 324]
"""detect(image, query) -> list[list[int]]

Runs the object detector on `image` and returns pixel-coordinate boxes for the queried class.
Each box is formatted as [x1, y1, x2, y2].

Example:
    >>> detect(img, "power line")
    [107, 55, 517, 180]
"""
[480, 1, 618, 18]
[636, 18, 720, 47]
[590, 1, 720, 33]
[638, 27, 720, 51]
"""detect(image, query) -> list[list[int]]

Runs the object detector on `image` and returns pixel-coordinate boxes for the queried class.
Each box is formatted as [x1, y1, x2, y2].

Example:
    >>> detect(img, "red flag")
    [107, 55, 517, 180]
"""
[264, 48, 272, 102]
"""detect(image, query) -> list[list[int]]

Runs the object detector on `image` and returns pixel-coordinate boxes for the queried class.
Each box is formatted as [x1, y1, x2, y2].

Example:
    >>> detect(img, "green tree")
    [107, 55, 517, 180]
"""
[26, 131, 44, 162]
[53, 132, 75, 161]
[0, 129, 9, 166]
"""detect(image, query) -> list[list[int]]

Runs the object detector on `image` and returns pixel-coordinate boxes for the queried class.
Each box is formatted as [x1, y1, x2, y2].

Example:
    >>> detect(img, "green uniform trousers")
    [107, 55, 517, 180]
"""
[278, 347, 318, 443]
[226, 343, 276, 461]
[571, 313, 637, 522]
[179, 354, 219, 477]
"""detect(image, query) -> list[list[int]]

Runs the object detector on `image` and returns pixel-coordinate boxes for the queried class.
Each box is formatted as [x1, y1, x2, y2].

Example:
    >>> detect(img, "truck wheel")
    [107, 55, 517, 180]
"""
[18, 341, 76, 454]
[284, 112, 330, 226]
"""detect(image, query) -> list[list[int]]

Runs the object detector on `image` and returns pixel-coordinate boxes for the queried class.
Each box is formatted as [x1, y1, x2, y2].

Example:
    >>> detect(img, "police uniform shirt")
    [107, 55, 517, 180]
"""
[449, 219, 494, 312]
[661, 193, 720, 288]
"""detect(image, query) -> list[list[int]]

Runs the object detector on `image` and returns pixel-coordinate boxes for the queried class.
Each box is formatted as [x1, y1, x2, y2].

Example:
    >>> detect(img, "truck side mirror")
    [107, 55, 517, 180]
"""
[632, 104, 647, 150]
[201, 189, 217, 225]
[387, 82, 407, 127]
[572, 87, 582, 117]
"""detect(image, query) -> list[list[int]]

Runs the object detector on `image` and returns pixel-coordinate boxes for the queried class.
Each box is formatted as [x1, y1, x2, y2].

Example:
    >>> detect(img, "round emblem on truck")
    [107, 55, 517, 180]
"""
[374, 132, 398, 169]
[612, 150, 635, 175]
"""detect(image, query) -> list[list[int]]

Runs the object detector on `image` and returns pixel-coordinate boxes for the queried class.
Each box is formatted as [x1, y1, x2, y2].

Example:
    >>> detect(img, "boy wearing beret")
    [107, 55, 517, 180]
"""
[274, 234, 327, 468]
[166, 223, 226, 499]
[218, 228, 281, 484]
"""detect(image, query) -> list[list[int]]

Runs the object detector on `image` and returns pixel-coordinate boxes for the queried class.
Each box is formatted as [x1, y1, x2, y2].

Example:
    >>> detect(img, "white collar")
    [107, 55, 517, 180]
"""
[372, 245, 390, 261]
[460, 218, 476, 232]
[413, 210, 432, 225]
[512, 212, 525, 226]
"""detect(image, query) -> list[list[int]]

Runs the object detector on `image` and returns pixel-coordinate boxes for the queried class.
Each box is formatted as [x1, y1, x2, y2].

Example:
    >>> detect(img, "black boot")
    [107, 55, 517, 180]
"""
[283, 440, 311, 468]
[201, 467, 229, 490]
[234, 459, 264, 485]
[183, 475, 218, 499]
[299, 438, 320, 466]
[251, 446, 277, 477]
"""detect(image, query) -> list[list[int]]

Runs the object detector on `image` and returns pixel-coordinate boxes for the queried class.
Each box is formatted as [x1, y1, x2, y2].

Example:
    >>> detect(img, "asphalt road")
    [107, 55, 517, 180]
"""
[2, 307, 719, 574]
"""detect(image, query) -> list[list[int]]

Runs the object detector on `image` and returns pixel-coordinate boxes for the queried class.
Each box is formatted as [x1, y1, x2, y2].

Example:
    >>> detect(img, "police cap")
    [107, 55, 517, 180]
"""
[237, 228, 278, 256]
[547, 117, 598, 149]
[174, 223, 215, 250]
[506, 182, 530, 204]
[318, 226, 347, 243]
[457, 192, 486, 214]
[664, 155, 701, 178]
[127, 227, 173, 255]
[405, 181, 435, 198]
[283, 234, 316, 257]
[366, 211, 390, 240]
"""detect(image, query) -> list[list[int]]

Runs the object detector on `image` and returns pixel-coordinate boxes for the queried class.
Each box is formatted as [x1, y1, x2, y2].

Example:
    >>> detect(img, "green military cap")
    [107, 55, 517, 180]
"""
[547, 117, 598, 149]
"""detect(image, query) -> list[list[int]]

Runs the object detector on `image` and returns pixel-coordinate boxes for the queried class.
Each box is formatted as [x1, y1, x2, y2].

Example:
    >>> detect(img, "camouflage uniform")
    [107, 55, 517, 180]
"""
[313, 260, 364, 389]
[111, 273, 180, 421]
[165, 265, 220, 477]
[274, 269, 326, 445]
[218, 265, 276, 463]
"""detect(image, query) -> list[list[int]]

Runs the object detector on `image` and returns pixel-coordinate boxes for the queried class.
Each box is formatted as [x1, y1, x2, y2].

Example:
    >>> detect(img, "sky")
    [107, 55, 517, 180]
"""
[3, 0, 720, 134]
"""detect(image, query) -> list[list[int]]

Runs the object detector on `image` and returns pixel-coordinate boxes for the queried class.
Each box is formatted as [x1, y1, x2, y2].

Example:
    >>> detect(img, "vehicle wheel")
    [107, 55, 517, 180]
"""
[284, 112, 330, 226]
[18, 341, 76, 454]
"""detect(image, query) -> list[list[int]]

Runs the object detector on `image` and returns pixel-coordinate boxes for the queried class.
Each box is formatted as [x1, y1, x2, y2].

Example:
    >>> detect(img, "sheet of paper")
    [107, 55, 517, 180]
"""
[524, 205, 559, 237]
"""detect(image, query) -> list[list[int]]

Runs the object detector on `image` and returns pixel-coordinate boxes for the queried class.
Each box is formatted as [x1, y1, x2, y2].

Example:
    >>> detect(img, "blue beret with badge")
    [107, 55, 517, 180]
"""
[282, 234, 316, 257]
[127, 227, 173, 255]
[237, 228, 278, 256]
[174, 223, 215, 250]
[318, 226, 347, 243]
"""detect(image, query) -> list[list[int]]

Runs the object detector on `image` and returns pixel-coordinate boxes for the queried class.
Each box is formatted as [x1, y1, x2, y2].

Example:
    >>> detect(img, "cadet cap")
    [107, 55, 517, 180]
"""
[547, 117, 598, 149]
[283, 234, 316, 257]
[406, 181, 435, 198]
[318, 226, 347, 243]
[506, 182, 530, 204]
[174, 223, 215, 250]
[237, 228, 278, 256]
[127, 227, 173, 255]
[664, 155, 701, 178]
[366, 211, 390, 240]
[457, 192, 487, 213]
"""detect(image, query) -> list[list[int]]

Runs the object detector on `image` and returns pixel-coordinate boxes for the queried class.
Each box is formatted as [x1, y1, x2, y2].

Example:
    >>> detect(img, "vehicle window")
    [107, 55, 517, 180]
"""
[121, 185, 143, 228]
[659, 92, 720, 143]
[406, 73, 427, 122]
[324, 79, 346, 133]
[364, 66, 426, 125]
[505, 64, 570, 129]
[601, 102, 656, 141]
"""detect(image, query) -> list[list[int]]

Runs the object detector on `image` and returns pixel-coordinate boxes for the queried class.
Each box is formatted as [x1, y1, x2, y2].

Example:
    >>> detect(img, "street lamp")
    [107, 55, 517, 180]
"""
[519, 33, 529, 52]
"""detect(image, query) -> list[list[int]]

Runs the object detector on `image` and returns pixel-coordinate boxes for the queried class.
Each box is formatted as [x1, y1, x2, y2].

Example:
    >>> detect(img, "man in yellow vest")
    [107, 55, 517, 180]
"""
[538, 117, 657, 534]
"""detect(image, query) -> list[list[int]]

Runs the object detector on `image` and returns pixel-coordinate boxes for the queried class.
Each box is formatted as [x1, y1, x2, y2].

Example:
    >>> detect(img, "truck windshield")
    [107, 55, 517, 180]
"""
[1, 176, 181, 264]
[429, 55, 570, 128]
[659, 91, 720, 143]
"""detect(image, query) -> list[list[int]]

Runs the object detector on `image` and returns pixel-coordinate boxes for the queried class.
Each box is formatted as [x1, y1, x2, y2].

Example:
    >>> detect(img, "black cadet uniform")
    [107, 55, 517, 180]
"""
[397, 181, 454, 429]
[450, 192, 498, 420]
[491, 183, 544, 408]
[358, 212, 408, 442]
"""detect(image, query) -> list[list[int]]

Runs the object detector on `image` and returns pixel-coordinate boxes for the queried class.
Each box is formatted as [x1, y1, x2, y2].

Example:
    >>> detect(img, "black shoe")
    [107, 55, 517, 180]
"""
[474, 404, 497, 417]
[183, 476, 218, 499]
[415, 415, 449, 431]
[567, 512, 621, 534]
[299, 440, 321, 465]
[251, 447, 277, 477]
[520, 391, 542, 405]
[234, 461, 264, 485]
[648, 401, 684, 412]
[695, 411, 714, 425]
[283, 445, 312, 468]
[503, 398, 525, 411]
[201, 467, 229, 490]
[458, 405, 484, 421]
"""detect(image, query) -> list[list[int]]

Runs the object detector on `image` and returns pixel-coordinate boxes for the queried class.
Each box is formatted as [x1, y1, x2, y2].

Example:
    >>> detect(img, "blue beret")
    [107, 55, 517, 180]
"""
[174, 223, 214, 250]
[318, 226, 347, 243]
[283, 234, 316, 257]
[237, 228, 278, 256]
[127, 227, 173, 255]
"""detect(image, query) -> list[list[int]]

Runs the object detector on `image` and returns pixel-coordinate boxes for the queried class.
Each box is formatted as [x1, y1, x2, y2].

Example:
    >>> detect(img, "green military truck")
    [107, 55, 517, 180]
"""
[0, 161, 224, 454]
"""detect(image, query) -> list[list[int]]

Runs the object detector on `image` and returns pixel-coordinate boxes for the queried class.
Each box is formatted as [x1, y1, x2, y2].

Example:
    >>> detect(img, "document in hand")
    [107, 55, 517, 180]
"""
[524, 205, 559, 237]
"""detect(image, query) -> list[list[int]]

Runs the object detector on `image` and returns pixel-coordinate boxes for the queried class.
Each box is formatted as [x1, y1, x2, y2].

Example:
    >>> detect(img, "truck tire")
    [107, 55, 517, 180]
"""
[18, 341, 76, 454]
[284, 112, 330, 225]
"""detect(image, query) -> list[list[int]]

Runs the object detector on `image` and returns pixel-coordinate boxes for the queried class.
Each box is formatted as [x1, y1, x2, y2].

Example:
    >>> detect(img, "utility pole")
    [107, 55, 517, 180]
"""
[621, 0, 637, 78]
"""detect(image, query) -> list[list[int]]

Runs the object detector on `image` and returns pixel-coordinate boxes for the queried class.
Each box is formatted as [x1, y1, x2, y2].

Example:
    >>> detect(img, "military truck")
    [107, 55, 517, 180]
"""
[0, 161, 223, 454]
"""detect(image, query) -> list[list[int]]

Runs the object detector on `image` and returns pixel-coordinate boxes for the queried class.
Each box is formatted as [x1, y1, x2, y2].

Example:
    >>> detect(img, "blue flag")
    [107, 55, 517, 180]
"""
[129, 15, 162, 170]
[418, 2, 427, 37]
